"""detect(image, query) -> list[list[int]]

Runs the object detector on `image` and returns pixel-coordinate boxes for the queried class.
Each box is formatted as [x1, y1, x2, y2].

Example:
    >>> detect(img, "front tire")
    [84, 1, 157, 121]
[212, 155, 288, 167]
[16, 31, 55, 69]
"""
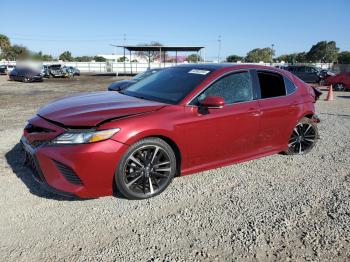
[115, 138, 176, 199]
[285, 117, 318, 155]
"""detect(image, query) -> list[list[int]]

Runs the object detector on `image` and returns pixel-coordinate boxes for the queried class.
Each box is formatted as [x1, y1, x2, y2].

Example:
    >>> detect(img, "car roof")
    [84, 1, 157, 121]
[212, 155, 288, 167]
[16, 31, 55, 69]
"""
[174, 63, 231, 71]
[173, 63, 290, 74]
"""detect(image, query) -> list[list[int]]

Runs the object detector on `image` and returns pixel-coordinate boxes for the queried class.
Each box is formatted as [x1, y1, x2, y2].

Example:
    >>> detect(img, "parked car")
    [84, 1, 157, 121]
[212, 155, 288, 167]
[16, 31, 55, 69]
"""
[0, 65, 7, 75]
[41, 65, 50, 78]
[47, 64, 71, 78]
[274, 65, 288, 70]
[324, 71, 350, 91]
[0, 64, 15, 75]
[21, 64, 320, 199]
[64, 66, 80, 76]
[319, 69, 335, 78]
[285, 65, 322, 83]
[9, 67, 43, 82]
[108, 68, 162, 91]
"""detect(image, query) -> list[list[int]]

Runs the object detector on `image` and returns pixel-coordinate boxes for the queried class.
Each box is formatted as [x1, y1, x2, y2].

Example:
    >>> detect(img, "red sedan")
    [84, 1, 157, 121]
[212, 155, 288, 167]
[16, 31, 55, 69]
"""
[22, 64, 320, 199]
[325, 71, 350, 91]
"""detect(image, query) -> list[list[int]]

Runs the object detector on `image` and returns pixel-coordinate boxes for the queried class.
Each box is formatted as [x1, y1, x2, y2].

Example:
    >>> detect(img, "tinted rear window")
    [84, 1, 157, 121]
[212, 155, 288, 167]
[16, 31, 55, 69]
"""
[257, 71, 286, 98]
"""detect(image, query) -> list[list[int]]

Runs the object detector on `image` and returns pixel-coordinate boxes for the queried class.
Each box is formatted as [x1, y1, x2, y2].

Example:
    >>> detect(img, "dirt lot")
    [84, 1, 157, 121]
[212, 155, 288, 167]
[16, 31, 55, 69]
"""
[0, 74, 349, 261]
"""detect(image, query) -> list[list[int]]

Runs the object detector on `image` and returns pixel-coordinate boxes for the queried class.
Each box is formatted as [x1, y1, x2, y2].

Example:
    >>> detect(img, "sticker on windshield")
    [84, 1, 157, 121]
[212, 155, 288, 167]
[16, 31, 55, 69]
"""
[188, 69, 210, 75]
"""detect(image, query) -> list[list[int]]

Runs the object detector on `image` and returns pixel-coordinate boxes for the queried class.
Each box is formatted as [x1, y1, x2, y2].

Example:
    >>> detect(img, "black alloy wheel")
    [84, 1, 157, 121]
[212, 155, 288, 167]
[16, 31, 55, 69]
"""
[115, 138, 176, 199]
[286, 117, 318, 155]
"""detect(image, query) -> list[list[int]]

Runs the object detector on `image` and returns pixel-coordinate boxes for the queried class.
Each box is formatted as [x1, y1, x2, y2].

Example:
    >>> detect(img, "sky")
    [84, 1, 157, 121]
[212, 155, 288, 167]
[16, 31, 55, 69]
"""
[1, 0, 349, 60]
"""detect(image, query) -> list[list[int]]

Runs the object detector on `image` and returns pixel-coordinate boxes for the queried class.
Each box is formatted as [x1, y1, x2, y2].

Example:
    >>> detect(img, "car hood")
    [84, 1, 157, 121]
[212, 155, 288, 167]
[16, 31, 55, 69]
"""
[108, 80, 136, 91]
[38, 92, 166, 127]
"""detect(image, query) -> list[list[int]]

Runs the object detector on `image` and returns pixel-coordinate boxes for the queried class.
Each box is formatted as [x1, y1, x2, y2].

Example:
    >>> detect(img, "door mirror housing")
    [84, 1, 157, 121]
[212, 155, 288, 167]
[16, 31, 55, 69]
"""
[198, 96, 225, 108]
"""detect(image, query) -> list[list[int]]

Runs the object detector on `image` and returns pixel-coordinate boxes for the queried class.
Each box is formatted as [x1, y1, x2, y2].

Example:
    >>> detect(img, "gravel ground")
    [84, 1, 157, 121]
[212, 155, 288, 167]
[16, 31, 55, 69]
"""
[0, 75, 349, 261]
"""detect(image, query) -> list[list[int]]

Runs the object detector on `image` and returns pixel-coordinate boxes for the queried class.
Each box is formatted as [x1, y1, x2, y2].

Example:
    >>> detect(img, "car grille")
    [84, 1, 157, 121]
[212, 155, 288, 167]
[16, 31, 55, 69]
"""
[53, 160, 83, 185]
[24, 149, 44, 182]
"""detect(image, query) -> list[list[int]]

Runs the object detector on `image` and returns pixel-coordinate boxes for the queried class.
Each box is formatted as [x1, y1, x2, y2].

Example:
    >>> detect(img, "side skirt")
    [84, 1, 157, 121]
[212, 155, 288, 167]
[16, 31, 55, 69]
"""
[180, 147, 287, 176]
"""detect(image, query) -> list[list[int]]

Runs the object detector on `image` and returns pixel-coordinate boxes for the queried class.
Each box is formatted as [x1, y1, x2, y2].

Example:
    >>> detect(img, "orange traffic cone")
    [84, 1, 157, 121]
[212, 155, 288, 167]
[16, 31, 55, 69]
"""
[325, 85, 334, 101]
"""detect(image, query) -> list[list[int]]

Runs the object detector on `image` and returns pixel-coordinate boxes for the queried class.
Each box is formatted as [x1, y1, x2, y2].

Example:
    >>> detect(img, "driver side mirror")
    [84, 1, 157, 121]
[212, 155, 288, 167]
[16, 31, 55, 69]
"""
[198, 96, 225, 108]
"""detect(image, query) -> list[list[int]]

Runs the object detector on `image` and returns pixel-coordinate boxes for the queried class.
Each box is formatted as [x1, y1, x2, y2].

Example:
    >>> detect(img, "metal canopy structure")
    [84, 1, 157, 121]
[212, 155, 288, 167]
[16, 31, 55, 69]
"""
[111, 45, 205, 74]
[117, 45, 204, 52]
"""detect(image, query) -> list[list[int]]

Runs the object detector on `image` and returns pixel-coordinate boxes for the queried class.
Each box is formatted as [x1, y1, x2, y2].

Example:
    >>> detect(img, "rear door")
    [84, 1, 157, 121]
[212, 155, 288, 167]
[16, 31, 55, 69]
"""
[254, 70, 301, 152]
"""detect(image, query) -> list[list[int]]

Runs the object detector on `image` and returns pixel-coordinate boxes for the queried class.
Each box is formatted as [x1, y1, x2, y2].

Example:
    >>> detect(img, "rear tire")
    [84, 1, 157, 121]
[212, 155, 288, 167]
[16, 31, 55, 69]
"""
[115, 138, 176, 200]
[333, 83, 345, 91]
[285, 117, 318, 155]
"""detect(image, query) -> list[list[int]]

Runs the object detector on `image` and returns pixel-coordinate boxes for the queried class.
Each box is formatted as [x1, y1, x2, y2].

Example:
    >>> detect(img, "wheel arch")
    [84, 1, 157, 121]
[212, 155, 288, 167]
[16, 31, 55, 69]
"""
[141, 135, 182, 177]
[112, 132, 183, 197]
[115, 127, 183, 177]
[303, 113, 315, 119]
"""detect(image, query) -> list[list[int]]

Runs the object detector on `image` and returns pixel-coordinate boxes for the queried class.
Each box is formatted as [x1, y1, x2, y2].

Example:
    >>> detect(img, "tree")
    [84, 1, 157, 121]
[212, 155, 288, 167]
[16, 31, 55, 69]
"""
[186, 54, 202, 63]
[275, 54, 296, 63]
[294, 52, 308, 63]
[0, 34, 11, 54]
[136, 41, 164, 62]
[31, 51, 53, 61]
[3, 45, 30, 60]
[94, 56, 107, 62]
[74, 56, 93, 62]
[245, 48, 274, 63]
[41, 54, 54, 61]
[59, 51, 74, 61]
[306, 41, 339, 63]
[337, 51, 350, 64]
[117, 56, 128, 62]
[226, 54, 243, 62]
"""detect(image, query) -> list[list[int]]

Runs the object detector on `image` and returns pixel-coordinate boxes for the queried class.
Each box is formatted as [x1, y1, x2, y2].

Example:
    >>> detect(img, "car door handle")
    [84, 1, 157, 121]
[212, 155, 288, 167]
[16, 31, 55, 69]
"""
[247, 108, 262, 117]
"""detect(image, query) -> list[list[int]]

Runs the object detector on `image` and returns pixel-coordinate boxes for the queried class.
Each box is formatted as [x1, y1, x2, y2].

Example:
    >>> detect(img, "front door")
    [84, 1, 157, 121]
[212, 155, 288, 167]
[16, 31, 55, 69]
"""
[179, 70, 261, 169]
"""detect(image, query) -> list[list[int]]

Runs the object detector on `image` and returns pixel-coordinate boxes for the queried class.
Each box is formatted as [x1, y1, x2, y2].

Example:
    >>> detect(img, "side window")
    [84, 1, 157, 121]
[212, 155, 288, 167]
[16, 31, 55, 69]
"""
[305, 67, 312, 73]
[295, 67, 302, 72]
[284, 77, 297, 95]
[196, 71, 253, 104]
[257, 71, 286, 98]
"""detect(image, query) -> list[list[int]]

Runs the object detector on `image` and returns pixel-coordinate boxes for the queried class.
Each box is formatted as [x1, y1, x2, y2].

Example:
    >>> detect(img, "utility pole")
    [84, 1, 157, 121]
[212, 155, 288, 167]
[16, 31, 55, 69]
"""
[217, 35, 222, 63]
[271, 44, 275, 65]
[123, 34, 126, 75]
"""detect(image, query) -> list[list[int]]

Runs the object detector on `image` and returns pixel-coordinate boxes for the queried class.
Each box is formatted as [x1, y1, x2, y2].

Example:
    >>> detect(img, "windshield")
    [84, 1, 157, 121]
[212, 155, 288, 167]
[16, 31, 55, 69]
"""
[50, 65, 61, 69]
[123, 67, 213, 104]
[132, 70, 157, 81]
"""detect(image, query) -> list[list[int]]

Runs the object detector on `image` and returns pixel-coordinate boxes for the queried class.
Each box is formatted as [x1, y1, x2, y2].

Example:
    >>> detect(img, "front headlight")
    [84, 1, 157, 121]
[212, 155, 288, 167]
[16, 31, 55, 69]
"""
[52, 128, 120, 144]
